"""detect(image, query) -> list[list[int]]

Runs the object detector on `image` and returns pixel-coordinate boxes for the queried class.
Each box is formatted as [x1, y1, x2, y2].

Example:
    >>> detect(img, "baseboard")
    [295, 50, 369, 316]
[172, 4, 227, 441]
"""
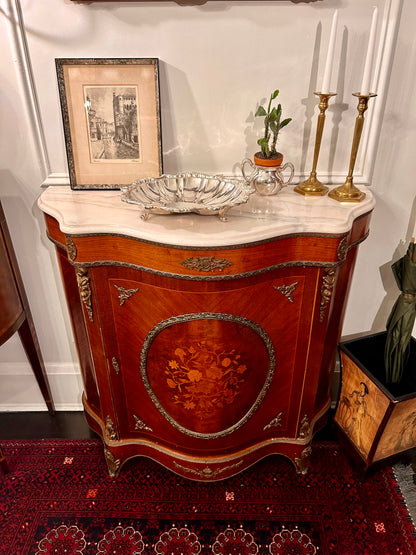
[0, 359, 342, 412]
[0, 362, 84, 411]
[0, 404, 83, 412]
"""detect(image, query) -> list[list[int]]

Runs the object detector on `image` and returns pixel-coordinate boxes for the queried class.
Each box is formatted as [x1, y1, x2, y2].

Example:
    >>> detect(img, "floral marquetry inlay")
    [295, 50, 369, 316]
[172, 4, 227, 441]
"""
[141, 313, 275, 438]
[165, 342, 248, 414]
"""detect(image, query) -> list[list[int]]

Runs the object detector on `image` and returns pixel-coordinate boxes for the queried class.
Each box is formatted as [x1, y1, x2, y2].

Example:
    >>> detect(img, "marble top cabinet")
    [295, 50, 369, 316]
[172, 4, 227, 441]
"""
[39, 185, 375, 480]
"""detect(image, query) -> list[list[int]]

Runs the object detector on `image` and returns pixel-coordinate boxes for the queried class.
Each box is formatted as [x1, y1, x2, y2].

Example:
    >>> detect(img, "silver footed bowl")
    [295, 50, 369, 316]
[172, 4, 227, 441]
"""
[121, 172, 254, 221]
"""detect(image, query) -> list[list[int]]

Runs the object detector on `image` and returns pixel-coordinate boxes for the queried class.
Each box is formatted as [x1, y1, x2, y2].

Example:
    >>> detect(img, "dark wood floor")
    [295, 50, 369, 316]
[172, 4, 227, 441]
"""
[0, 411, 97, 439]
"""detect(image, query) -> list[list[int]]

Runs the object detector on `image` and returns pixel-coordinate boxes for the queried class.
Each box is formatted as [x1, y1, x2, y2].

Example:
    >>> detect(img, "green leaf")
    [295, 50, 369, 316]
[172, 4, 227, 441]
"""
[255, 106, 267, 117]
[280, 118, 292, 129]
[271, 89, 279, 99]
[269, 107, 278, 122]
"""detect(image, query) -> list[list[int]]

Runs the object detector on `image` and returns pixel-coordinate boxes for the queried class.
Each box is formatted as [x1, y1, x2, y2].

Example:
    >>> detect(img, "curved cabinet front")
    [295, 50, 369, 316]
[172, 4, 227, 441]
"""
[42, 204, 372, 481]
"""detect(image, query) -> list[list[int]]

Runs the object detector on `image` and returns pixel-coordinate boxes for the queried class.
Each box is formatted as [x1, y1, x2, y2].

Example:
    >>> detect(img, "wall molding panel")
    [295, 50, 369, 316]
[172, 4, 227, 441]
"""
[4, 0, 51, 180]
[360, 0, 403, 185]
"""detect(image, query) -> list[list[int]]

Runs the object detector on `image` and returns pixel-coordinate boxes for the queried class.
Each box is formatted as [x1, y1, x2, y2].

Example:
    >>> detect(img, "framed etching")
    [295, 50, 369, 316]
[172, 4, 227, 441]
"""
[56, 58, 162, 190]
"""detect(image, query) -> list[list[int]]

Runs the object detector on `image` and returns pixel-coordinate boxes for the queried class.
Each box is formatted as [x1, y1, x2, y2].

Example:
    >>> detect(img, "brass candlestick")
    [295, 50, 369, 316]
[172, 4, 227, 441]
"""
[328, 92, 377, 203]
[295, 92, 337, 196]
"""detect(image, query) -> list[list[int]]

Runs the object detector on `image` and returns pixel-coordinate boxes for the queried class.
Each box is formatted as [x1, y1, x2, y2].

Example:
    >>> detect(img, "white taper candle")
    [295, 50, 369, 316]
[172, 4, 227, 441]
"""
[321, 10, 338, 94]
[360, 7, 378, 95]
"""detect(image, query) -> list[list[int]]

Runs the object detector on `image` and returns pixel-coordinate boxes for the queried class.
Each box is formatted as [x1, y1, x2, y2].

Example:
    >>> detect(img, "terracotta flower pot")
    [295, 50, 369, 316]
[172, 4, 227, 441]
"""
[253, 151, 283, 167]
[334, 332, 416, 470]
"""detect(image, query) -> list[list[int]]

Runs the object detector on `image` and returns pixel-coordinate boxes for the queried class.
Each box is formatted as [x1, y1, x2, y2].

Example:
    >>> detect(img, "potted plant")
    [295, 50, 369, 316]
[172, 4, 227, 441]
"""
[253, 89, 292, 167]
[334, 240, 416, 470]
[241, 89, 294, 195]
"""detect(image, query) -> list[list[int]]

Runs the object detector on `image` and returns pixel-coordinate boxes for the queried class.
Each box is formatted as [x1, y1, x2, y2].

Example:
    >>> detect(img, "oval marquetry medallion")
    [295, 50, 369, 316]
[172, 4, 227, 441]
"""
[141, 313, 275, 438]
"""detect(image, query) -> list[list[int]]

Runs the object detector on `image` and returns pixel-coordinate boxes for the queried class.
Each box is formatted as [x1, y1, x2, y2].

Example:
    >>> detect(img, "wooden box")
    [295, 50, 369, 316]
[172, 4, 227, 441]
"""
[334, 332, 416, 469]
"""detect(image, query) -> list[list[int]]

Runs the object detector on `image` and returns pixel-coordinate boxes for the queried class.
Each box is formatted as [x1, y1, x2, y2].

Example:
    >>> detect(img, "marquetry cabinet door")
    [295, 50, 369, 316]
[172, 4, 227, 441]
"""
[91, 263, 320, 453]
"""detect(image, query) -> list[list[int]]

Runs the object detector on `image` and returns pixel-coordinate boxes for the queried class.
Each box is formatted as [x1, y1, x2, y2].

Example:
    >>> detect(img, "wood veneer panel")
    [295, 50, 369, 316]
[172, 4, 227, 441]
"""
[68, 234, 345, 276]
[44, 213, 67, 247]
[55, 248, 101, 415]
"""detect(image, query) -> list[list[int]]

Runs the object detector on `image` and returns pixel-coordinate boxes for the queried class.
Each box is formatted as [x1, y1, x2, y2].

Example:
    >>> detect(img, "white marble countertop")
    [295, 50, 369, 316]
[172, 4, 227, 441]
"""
[38, 185, 376, 248]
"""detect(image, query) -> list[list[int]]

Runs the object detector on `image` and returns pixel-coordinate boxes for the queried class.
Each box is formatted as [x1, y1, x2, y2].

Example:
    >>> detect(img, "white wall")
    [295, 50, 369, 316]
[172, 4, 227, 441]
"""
[0, 0, 413, 411]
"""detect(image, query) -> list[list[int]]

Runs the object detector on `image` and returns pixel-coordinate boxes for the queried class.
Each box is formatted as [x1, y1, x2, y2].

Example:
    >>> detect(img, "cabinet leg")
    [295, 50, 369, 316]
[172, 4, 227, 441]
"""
[103, 446, 121, 478]
[18, 317, 55, 415]
[294, 445, 312, 475]
[0, 445, 9, 474]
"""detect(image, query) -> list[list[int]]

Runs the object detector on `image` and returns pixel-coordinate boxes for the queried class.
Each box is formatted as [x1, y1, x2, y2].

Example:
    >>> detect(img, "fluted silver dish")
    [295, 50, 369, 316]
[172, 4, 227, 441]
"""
[121, 172, 254, 221]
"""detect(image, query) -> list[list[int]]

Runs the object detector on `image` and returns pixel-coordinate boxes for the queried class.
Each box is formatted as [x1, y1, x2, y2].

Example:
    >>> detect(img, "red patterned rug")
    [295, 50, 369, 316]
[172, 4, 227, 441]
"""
[0, 439, 415, 554]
